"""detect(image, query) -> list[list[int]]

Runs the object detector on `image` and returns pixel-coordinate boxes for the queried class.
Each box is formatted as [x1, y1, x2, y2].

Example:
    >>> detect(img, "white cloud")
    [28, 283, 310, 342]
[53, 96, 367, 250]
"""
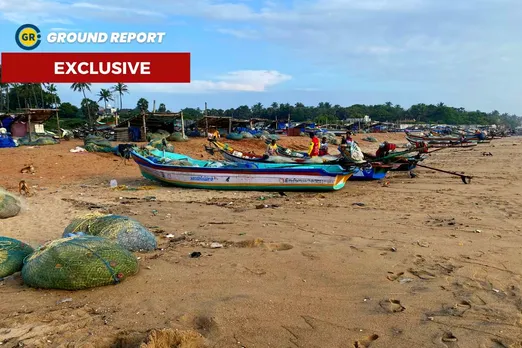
[216, 28, 259, 39]
[0, 0, 165, 23]
[132, 70, 291, 94]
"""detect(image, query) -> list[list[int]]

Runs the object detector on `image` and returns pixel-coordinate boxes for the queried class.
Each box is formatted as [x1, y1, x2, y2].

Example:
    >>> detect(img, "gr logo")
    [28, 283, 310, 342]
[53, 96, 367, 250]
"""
[15, 24, 41, 50]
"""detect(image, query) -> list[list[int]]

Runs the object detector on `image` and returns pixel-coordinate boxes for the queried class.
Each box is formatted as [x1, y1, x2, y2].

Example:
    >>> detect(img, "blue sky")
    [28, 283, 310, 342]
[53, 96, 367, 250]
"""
[0, 0, 520, 114]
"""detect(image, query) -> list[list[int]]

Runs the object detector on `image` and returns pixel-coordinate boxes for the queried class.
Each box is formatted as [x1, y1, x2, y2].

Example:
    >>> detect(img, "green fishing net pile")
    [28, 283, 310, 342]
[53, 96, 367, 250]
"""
[63, 213, 157, 251]
[0, 236, 34, 278]
[167, 132, 188, 142]
[240, 132, 254, 139]
[17, 135, 59, 146]
[226, 133, 243, 140]
[84, 135, 115, 153]
[146, 130, 170, 142]
[22, 235, 139, 290]
[0, 189, 21, 219]
[148, 139, 174, 152]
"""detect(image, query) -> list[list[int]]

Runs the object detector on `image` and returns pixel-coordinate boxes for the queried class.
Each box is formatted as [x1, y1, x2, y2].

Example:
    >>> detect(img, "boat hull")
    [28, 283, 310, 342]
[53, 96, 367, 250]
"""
[350, 165, 390, 180]
[132, 152, 352, 191]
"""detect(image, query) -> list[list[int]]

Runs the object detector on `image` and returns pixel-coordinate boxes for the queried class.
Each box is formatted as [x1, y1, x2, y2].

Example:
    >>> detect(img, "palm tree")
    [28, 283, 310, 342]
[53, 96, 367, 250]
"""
[111, 83, 128, 111]
[46, 84, 58, 107]
[137, 98, 149, 113]
[46, 84, 60, 136]
[71, 83, 92, 125]
[97, 88, 114, 116]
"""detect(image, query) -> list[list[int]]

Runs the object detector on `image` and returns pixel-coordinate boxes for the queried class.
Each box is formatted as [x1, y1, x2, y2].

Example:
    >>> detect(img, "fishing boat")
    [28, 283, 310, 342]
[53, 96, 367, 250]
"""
[261, 139, 426, 173]
[131, 149, 354, 191]
[406, 136, 478, 148]
[210, 140, 393, 181]
[210, 140, 342, 165]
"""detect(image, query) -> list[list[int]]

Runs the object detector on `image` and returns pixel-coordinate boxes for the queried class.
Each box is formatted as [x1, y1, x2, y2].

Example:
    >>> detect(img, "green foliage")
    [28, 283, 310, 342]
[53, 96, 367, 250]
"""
[181, 107, 202, 119]
[81, 98, 99, 122]
[111, 83, 128, 111]
[202, 101, 520, 128]
[0, 83, 59, 111]
[97, 88, 114, 111]
[59, 102, 80, 119]
[137, 98, 149, 112]
[71, 83, 93, 126]
[158, 103, 166, 112]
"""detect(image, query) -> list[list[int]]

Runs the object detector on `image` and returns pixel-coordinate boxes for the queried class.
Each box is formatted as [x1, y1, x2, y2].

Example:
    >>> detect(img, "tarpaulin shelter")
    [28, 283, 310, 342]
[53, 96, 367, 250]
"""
[115, 111, 185, 142]
[6, 109, 57, 140]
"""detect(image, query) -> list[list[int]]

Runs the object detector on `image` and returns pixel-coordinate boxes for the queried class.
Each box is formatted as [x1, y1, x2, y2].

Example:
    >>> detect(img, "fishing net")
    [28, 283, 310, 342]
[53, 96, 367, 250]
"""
[240, 131, 253, 139]
[84, 135, 114, 153]
[148, 139, 174, 152]
[168, 132, 188, 142]
[226, 133, 243, 140]
[17, 135, 59, 146]
[0, 190, 21, 219]
[0, 236, 34, 278]
[363, 136, 378, 142]
[147, 131, 170, 141]
[63, 213, 157, 251]
[323, 132, 339, 145]
[22, 235, 139, 290]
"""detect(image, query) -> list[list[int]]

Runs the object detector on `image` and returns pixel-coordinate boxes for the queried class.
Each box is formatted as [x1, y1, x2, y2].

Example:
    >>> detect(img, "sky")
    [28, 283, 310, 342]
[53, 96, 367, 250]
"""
[0, 0, 520, 114]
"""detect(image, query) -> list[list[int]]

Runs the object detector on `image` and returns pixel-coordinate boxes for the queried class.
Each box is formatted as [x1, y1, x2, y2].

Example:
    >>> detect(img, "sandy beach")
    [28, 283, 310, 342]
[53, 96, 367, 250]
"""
[1, 134, 522, 347]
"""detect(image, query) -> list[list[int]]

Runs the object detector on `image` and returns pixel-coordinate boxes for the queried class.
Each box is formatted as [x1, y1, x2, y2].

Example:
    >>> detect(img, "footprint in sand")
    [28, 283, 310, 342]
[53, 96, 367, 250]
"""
[353, 334, 379, 347]
[379, 299, 405, 313]
[453, 300, 471, 315]
[386, 272, 405, 281]
[441, 332, 459, 348]
[301, 251, 319, 260]
[408, 268, 436, 280]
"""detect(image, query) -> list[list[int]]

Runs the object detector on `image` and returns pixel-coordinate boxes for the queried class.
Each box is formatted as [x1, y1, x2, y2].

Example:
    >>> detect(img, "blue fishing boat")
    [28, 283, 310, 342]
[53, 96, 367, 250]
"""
[131, 149, 355, 191]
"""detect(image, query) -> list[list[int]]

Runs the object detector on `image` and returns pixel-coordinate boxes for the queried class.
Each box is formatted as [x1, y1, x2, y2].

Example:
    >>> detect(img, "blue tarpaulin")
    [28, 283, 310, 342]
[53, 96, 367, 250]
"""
[0, 135, 16, 148]
[129, 127, 141, 142]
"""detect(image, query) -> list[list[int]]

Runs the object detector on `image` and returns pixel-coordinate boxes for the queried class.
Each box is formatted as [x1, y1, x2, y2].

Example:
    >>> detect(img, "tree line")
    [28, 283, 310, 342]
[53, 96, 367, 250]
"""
[0, 66, 519, 129]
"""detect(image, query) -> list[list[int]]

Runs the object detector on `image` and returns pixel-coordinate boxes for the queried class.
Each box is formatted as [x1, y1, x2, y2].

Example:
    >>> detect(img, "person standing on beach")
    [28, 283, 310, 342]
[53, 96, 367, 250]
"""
[308, 132, 320, 157]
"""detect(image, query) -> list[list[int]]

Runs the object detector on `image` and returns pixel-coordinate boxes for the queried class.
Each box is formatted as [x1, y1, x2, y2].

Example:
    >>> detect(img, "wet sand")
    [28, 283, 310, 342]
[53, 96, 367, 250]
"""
[1, 134, 521, 347]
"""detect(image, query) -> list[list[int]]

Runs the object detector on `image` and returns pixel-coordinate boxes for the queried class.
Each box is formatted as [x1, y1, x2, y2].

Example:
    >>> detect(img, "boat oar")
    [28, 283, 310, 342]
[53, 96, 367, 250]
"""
[415, 163, 472, 184]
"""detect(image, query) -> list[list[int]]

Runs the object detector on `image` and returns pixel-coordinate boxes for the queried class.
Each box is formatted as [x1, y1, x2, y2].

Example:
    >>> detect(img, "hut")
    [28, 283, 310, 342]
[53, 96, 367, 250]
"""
[114, 111, 185, 142]
[6, 109, 58, 140]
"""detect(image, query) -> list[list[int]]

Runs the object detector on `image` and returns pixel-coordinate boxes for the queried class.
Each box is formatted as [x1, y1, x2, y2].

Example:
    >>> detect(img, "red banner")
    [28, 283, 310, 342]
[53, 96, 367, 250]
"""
[1, 52, 190, 83]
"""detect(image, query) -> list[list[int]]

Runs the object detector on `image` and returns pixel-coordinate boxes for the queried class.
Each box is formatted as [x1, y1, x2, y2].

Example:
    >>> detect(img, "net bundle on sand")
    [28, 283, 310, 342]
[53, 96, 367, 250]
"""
[147, 130, 170, 142]
[0, 236, 34, 278]
[0, 189, 21, 219]
[83, 135, 115, 153]
[167, 132, 188, 142]
[22, 235, 139, 290]
[18, 135, 59, 146]
[63, 213, 157, 251]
